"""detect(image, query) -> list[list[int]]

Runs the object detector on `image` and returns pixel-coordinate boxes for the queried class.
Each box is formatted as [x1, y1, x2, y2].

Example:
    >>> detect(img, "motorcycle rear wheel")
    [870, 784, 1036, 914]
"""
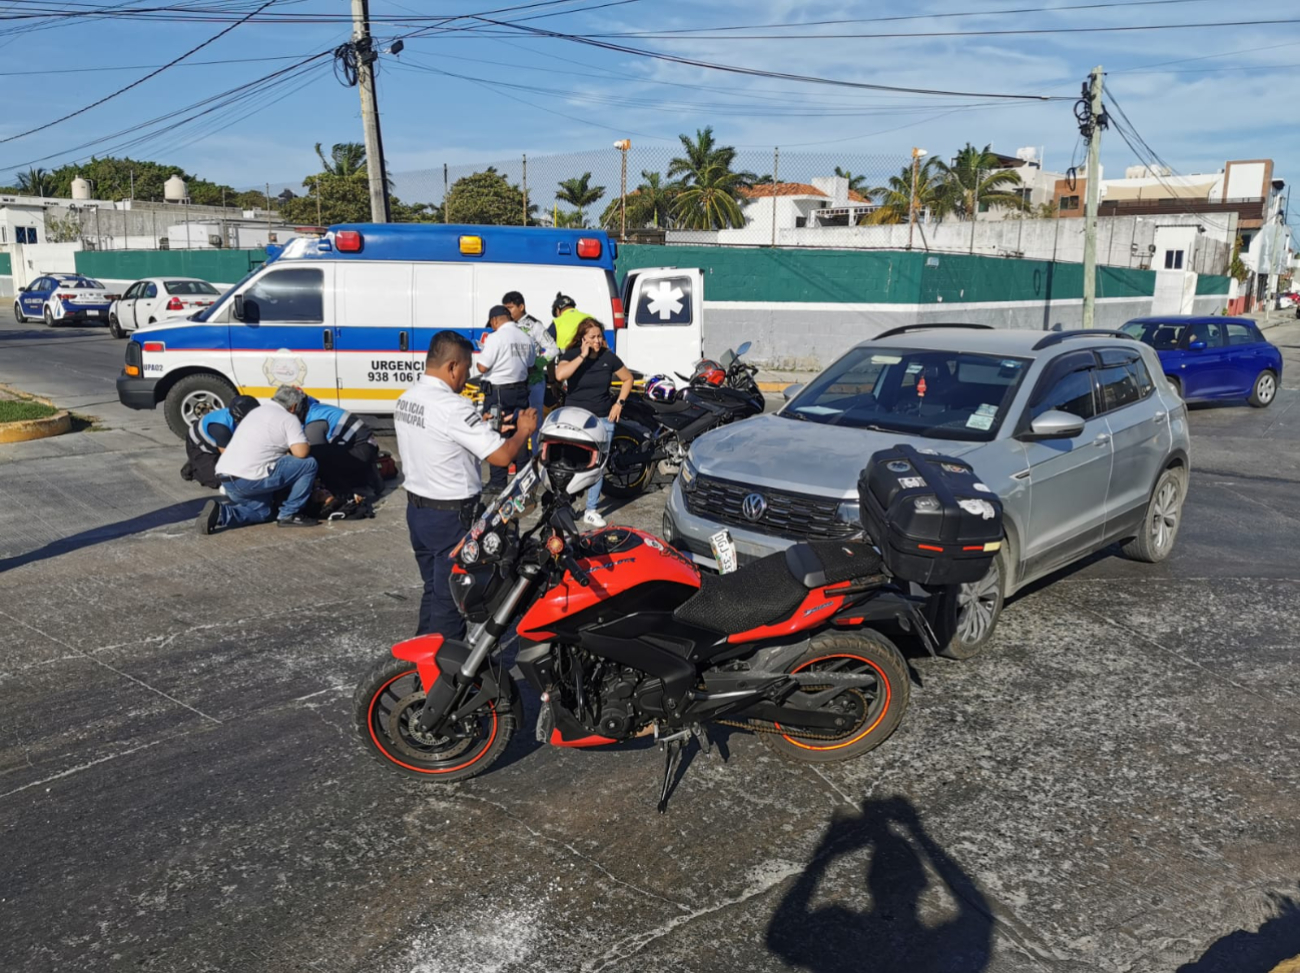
[602, 433, 653, 498]
[353, 655, 515, 782]
[759, 631, 909, 764]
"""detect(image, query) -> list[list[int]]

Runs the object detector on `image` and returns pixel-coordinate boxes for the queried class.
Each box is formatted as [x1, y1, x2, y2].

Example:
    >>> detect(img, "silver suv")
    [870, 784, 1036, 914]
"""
[663, 325, 1191, 657]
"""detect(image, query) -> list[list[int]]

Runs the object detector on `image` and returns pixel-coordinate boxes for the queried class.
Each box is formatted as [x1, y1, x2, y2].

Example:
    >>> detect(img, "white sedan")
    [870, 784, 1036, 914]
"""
[109, 277, 222, 338]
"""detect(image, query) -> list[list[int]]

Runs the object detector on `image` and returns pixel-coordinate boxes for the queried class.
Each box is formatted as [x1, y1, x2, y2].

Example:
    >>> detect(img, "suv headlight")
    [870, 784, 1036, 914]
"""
[680, 456, 699, 493]
[835, 501, 860, 525]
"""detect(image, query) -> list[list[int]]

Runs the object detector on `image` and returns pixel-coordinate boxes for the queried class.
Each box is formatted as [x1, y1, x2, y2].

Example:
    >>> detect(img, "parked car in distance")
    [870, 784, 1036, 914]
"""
[1121, 315, 1282, 408]
[109, 277, 222, 338]
[663, 324, 1191, 659]
[13, 273, 116, 326]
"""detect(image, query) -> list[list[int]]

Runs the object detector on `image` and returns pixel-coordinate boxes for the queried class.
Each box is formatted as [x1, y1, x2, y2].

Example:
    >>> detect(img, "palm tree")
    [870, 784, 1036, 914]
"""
[936, 143, 1027, 220]
[673, 162, 749, 230]
[315, 142, 367, 177]
[865, 159, 945, 225]
[552, 208, 584, 229]
[669, 126, 737, 181]
[834, 166, 870, 195]
[555, 172, 605, 227]
[600, 171, 680, 231]
[16, 167, 51, 196]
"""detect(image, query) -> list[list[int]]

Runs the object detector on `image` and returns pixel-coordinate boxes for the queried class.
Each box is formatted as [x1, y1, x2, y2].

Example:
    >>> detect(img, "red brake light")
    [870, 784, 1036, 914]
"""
[57, 292, 76, 300]
[335, 230, 363, 252]
[611, 296, 625, 330]
[142, 341, 165, 352]
[166, 297, 184, 310]
[576, 237, 601, 259]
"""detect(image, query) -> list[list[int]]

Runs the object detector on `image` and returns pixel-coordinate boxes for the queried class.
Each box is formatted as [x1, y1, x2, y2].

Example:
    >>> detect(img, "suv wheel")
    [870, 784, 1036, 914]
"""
[1122, 467, 1185, 563]
[928, 548, 1008, 661]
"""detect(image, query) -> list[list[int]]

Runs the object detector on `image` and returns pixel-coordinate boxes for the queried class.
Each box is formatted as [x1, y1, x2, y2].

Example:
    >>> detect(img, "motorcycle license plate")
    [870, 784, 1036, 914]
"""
[709, 529, 739, 574]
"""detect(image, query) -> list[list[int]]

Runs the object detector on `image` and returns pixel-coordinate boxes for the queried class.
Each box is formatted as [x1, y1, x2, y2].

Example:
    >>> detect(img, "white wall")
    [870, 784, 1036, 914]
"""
[1225, 162, 1266, 199]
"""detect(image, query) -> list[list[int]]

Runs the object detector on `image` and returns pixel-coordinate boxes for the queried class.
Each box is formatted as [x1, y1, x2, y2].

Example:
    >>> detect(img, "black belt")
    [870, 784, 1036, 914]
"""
[482, 381, 527, 391]
[407, 492, 479, 511]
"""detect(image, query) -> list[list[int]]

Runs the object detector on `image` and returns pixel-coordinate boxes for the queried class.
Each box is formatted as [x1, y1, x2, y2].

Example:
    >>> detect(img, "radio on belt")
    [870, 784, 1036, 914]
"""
[858, 443, 1004, 586]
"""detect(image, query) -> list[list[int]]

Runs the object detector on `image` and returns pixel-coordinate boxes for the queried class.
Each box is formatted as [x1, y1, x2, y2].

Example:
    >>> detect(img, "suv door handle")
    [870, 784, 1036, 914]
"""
[1093, 434, 1111, 447]
[323, 329, 333, 350]
[399, 330, 409, 352]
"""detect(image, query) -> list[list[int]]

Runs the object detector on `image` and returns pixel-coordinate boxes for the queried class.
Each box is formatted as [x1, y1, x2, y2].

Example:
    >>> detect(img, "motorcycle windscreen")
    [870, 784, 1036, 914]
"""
[451, 458, 543, 566]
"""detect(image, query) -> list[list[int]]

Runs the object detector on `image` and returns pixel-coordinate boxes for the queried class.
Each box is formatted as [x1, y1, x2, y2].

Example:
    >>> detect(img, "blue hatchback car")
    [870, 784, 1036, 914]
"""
[1121, 315, 1282, 408]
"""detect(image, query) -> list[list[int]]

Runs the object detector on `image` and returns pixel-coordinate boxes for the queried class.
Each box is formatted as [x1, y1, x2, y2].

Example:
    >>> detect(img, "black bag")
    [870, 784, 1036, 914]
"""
[858, 444, 1003, 586]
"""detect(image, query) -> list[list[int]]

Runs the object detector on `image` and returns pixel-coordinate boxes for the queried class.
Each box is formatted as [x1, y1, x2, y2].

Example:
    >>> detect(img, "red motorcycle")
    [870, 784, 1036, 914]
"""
[354, 462, 932, 810]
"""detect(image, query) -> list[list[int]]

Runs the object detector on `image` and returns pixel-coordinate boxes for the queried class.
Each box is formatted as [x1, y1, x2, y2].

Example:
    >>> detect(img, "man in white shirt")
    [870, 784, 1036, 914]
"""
[502, 289, 560, 456]
[197, 385, 319, 535]
[476, 304, 537, 495]
[398, 331, 536, 637]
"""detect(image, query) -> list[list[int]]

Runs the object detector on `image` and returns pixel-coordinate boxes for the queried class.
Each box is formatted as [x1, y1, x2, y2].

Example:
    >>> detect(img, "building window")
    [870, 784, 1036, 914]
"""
[1059, 195, 1080, 211]
[794, 217, 807, 228]
[1164, 249, 1185, 270]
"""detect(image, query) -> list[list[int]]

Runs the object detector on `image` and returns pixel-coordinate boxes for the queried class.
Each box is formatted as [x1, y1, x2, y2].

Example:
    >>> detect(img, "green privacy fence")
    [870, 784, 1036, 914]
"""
[0, 252, 10, 275]
[74, 249, 265, 284]
[1195, 274, 1232, 296]
[617, 244, 1233, 306]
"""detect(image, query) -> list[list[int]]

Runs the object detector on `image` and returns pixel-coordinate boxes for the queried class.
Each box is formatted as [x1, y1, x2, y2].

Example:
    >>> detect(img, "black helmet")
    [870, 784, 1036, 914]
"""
[229, 395, 261, 424]
[552, 292, 576, 317]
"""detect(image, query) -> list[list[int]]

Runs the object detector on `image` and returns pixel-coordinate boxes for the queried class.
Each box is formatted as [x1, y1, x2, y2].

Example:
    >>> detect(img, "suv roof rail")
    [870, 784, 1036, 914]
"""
[1032, 329, 1133, 351]
[873, 323, 994, 341]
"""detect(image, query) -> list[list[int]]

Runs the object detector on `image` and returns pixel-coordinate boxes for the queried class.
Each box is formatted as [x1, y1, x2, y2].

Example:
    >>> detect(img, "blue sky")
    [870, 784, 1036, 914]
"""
[1, 0, 1296, 207]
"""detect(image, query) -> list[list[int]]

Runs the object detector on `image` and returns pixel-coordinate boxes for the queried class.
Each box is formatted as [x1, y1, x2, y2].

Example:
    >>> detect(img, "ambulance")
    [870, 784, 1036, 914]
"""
[115, 223, 704, 437]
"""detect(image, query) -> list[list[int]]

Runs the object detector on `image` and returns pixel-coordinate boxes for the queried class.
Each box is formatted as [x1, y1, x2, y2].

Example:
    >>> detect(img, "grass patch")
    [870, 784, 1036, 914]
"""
[0, 400, 58, 422]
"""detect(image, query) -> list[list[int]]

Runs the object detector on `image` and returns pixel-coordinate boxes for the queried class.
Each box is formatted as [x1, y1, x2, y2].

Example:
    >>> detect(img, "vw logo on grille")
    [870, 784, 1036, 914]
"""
[741, 493, 768, 522]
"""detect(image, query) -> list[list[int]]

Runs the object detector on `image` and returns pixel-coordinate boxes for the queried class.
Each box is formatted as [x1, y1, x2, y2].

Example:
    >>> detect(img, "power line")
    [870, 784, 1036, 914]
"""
[0, 52, 314, 75]
[0, 0, 280, 144]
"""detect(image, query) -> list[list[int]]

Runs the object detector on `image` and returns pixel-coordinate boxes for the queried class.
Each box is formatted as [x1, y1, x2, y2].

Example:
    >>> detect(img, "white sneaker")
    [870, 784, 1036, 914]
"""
[583, 509, 607, 529]
[218, 485, 227, 496]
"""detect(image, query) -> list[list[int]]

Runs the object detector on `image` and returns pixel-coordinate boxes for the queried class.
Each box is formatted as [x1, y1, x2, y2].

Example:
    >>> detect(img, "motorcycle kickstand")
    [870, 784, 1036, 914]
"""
[655, 727, 691, 814]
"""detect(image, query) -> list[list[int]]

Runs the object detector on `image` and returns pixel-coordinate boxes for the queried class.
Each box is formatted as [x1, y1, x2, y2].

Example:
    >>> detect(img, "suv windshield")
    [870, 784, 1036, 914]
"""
[782, 346, 1030, 441]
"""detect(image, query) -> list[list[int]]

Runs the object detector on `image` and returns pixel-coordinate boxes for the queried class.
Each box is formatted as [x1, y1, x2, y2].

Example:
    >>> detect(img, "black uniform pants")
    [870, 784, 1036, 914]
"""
[182, 437, 221, 490]
[483, 382, 529, 490]
[407, 502, 468, 639]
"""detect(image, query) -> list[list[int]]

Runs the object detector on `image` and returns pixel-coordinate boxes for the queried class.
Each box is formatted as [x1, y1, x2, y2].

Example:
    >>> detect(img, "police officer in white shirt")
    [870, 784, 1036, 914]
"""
[476, 304, 537, 495]
[197, 385, 320, 535]
[396, 331, 537, 638]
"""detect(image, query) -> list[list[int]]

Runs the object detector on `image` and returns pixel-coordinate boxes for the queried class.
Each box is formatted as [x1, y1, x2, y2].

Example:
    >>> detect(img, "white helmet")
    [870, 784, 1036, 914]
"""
[538, 406, 609, 496]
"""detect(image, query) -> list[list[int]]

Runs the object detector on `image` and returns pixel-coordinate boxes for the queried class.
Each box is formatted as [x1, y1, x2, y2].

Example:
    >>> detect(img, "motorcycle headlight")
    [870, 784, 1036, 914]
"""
[680, 457, 699, 493]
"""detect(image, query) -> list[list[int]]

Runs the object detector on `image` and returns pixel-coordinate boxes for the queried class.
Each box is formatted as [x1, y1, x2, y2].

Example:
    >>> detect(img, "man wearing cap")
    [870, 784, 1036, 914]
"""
[476, 304, 537, 495]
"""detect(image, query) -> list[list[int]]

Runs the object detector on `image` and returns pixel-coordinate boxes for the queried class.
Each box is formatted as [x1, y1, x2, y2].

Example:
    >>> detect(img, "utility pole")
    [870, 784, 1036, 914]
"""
[1081, 65, 1105, 329]
[770, 147, 780, 247]
[908, 147, 927, 250]
[522, 154, 528, 227]
[351, 0, 390, 222]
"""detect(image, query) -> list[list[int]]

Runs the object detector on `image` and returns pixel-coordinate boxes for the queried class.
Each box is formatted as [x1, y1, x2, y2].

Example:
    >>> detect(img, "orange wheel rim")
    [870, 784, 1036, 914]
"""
[776, 654, 891, 752]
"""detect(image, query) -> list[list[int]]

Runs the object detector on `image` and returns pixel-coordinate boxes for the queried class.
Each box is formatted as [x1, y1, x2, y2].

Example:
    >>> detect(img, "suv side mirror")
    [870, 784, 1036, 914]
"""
[1025, 410, 1085, 440]
[1188, 339, 1206, 351]
[232, 294, 246, 322]
[782, 382, 805, 402]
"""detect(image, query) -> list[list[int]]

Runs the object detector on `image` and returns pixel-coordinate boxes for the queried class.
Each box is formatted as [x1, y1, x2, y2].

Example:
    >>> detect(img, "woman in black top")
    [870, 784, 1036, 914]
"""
[554, 317, 633, 527]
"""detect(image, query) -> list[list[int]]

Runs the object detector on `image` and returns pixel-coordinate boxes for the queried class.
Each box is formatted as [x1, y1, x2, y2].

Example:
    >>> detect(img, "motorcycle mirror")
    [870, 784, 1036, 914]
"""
[675, 372, 692, 382]
[735, 341, 752, 357]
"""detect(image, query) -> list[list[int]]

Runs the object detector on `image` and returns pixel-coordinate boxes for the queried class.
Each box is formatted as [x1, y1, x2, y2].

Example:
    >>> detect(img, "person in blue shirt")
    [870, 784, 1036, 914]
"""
[302, 395, 382, 499]
[181, 395, 260, 489]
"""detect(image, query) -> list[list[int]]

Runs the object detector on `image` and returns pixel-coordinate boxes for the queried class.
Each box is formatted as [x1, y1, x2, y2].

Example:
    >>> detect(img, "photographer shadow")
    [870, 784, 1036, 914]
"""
[767, 796, 993, 973]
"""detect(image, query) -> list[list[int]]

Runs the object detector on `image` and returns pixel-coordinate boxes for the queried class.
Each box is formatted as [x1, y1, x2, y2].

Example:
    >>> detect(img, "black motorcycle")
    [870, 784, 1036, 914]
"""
[603, 342, 764, 499]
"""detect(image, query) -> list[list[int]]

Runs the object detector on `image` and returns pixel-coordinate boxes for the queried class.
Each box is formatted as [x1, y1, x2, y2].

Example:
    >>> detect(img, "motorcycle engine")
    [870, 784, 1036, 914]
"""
[554, 648, 648, 741]
[593, 665, 643, 739]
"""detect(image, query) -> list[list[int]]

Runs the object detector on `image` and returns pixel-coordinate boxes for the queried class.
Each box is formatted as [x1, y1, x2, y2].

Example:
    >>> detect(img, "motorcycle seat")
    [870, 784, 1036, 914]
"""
[672, 541, 883, 636]
[647, 397, 695, 415]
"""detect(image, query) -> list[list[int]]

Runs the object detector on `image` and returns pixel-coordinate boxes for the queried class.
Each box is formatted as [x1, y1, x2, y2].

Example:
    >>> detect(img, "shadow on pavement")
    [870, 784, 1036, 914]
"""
[0, 499, 207, 573]
[1176, 892, 1300, 973]
[766, 795, 993, 973]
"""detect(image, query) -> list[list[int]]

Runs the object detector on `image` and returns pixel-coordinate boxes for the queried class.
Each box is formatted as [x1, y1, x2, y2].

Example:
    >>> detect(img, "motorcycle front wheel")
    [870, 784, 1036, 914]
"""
[759, 631, 909, 764]
[353, 655, 515, 782]
[601, 433, 653, 498]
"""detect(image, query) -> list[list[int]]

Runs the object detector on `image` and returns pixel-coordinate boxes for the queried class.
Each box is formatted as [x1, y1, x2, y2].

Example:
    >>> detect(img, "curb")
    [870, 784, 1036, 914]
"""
[0, 385, 73, 444]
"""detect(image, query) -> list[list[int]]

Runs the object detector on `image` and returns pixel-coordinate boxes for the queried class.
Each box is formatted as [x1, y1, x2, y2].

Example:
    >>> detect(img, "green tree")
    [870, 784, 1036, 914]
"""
[280, 172, 441, 226]
[43, 156, 244, 206]
[552, 209, 585, 229]
[15, 167, 53, 196]
[833, 166, 869, 195]
[668, 127, 751, 229]
[555, 172, 605, 227]
[315, 141, 366, 177]
[599, 170, 680, 231]
[936, 143, 1026, 219]
[443, 167, 533, 225]
[865, 159, 945, 225]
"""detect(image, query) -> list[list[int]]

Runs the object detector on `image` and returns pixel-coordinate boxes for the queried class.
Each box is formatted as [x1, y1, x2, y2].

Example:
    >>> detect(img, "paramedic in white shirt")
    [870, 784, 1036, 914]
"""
[197, 385, 319, 535]
[502, 289, 559, 454]
[397, 330, 536, 638]
[476, 304, 537, 495]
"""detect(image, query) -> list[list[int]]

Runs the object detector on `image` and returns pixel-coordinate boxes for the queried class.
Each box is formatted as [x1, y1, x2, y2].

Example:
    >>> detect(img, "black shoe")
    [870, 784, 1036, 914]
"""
[276, 514, 319, 528]
[197, 500, 220, 536]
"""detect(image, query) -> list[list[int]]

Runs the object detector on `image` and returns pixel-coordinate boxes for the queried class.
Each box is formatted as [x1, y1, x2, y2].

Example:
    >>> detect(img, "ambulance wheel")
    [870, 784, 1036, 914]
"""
[926, 548, 1008, 661]
[164, 373, 236, 439]
[43, 306, 55, 327]
[108, 314, 123, 339]
[13, 301, 25, 323]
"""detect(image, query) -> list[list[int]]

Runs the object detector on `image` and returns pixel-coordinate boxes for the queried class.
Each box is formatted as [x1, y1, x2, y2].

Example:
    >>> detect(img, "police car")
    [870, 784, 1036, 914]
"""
[115, 223, 704, 437]
[14, 273, 116, 326]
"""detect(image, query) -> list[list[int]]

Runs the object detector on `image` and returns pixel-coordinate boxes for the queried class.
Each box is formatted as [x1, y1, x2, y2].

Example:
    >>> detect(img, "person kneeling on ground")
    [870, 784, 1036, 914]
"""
[303, 395, 383, 501]
[197, 386, 318, 535]
[181, 395, 260, 490]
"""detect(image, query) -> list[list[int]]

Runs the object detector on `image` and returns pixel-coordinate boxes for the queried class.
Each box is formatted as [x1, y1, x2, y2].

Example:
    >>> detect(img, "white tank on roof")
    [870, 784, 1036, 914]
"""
[71, 177, 91, 200]
[164, 174, 187, 202]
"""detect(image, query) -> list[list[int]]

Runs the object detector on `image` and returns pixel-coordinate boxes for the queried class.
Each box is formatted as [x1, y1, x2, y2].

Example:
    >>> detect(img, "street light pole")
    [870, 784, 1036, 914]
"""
[614, 140, 631, 242]
[908, 147, 927, 251]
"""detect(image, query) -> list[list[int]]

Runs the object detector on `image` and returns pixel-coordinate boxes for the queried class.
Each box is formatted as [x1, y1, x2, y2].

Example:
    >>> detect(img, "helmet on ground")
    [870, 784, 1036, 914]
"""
[229, 395, 261, 424]
[644, 375, 677, 403]
[552, 292, 576, 318]
[691, 359, 726, 387]
[538, 406, 609, 496]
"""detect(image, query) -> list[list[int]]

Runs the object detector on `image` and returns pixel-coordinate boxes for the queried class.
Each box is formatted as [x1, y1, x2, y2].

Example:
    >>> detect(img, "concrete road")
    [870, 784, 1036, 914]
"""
[2, 312, 1300, 973]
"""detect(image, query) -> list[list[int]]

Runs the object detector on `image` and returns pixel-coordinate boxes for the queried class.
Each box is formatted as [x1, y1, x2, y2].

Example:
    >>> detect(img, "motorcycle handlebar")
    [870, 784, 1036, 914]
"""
[561, 552, 592, 587]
